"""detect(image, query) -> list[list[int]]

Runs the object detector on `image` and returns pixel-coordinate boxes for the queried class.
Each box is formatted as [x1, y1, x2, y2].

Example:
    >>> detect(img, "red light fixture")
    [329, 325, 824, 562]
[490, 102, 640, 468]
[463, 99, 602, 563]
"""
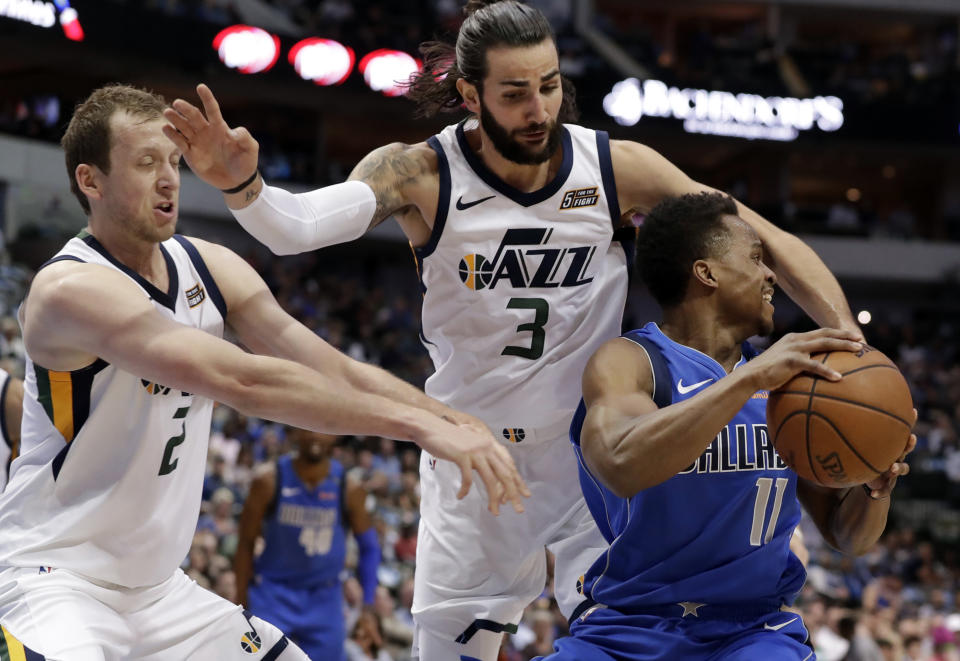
[289, 38, 355, 86]
[358, 49, 422, 97]
[213, 25, 281, 74]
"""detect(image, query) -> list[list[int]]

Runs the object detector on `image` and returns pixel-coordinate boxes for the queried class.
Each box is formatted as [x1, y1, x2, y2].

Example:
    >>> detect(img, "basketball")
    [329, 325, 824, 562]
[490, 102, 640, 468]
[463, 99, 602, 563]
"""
[767, 346, 913, 488]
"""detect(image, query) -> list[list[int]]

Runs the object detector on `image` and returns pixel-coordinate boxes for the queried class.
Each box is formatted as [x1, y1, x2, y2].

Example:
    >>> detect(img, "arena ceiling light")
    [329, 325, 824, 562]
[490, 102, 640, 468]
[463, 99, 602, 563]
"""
[213, 25, 280, 75]
[289, 38, 355, 86]
[1, 0, 84, 41]
[359, 49, 422, 97]
[604, 78, 844, 142]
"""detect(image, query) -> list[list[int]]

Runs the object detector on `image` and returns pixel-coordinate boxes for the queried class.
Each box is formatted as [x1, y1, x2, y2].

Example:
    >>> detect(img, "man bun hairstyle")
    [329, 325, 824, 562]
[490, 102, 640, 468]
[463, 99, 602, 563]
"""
[406, 0, 578, 121]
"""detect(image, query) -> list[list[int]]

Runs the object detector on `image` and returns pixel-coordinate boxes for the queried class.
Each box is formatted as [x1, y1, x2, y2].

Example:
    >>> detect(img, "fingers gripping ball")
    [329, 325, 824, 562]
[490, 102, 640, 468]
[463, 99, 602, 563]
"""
[767, 347, 913, 487]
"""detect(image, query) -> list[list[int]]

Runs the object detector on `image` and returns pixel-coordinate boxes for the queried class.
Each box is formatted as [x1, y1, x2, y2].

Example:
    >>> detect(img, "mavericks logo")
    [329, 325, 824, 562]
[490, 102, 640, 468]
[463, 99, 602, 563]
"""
[458, 228, 596, 291]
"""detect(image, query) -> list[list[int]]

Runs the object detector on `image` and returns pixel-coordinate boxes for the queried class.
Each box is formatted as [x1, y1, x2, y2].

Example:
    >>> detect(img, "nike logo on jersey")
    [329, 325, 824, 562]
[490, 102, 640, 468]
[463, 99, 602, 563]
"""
[280, 487, 301, 497]
[456, 195, 495, 210]
[677, 378, 713, 394]
[764, 617, 798, 632]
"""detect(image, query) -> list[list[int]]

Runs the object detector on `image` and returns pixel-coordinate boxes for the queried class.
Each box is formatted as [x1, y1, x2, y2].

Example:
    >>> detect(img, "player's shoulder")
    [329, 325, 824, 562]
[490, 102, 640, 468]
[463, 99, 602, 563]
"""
[249, 460, 278, 492]
[584, 336, 655, 389]
[175, 235, 248, 280]
[26, 258, 129, 313]
[609, 137, 660, 164]
[174, 234, 230, 260]
[358, 141, 439, 178]
[591, 334, 653, 365]
[252, 460, 278, 480]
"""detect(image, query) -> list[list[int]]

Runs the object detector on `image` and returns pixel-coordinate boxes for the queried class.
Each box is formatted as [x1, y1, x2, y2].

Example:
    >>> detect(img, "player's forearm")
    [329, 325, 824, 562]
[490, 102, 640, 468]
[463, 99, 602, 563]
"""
[227, 179, 375, 255]
[223, 354, 455, 446]
[586, 371, 759, 497]
[232, 543, 255, 606]
[826, 487, 890, 556]
[736, 204, 859, 335]
[252, 320, 459, 425]
[338, 359, 460, 422]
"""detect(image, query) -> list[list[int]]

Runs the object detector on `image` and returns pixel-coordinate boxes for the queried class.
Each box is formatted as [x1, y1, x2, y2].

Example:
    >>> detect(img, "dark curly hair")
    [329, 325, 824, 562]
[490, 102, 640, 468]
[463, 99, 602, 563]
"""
[637, 192, 739, 309]
[405, 0, 578, 121]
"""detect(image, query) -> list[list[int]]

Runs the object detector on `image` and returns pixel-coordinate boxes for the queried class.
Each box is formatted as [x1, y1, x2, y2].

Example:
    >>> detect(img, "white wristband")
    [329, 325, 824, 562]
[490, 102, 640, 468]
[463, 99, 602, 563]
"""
[230, 180, 377, 255]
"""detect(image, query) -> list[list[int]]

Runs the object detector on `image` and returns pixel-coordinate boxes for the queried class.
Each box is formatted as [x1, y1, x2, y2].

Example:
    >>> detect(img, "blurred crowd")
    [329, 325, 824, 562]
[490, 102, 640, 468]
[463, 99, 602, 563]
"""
[5, 243, 960, 660]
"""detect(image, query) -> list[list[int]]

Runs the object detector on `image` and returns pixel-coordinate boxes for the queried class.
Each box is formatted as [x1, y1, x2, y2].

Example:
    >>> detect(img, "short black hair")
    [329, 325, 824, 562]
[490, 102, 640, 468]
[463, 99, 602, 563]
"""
[636, 192, 739, 308]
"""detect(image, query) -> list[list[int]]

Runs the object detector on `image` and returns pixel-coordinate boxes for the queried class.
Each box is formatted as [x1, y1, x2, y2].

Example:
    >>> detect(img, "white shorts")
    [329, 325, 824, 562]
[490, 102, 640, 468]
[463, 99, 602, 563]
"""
[0, 566, 310, 660]
[412, 435, 607, 658]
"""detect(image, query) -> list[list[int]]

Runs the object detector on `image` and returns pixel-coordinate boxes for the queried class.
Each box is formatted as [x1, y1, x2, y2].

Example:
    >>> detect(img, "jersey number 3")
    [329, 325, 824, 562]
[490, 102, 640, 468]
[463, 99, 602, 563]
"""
[502, 297, 549, 360]
[159, 406, 191, 476]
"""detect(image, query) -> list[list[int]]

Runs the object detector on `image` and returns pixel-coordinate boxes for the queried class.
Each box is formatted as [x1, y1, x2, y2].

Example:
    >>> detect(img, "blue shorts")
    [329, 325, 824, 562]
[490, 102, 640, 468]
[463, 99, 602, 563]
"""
[248, 578, 344, 661]
[536, 602, 815, 661]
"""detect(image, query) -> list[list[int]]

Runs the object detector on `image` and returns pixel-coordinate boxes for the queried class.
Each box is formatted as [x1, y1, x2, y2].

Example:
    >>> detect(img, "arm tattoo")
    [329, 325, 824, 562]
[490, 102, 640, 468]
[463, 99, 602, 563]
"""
[244, 186, 260, 204]
[349, 143, 428, 227]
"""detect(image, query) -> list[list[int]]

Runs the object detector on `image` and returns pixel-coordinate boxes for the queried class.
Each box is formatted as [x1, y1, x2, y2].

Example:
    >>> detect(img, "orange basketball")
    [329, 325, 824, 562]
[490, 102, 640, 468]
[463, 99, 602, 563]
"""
[766, 347, 913, 488]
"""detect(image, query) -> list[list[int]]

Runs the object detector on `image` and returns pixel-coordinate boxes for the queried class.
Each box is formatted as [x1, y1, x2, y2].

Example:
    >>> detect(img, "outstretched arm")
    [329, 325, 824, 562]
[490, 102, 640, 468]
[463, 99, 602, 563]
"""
[162, 84, 435, 254]
[192, 237, 529, 512]
[23, 260, 527, 514]
[611, 140, 861, 339]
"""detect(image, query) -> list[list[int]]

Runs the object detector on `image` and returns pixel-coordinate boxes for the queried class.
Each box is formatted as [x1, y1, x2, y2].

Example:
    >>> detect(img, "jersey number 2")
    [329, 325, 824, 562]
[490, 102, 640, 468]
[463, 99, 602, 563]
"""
[159, 406, 191, 476]
[750, 477, 788, 546]
[502, 297, 549, 360]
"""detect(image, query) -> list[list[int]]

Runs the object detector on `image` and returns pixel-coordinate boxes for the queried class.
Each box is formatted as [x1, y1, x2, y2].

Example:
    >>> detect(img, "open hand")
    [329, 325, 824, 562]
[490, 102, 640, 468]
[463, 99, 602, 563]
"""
[162, 83, 259, 191]
[745, 328, 864, 392]
[421, 421, 531, 515]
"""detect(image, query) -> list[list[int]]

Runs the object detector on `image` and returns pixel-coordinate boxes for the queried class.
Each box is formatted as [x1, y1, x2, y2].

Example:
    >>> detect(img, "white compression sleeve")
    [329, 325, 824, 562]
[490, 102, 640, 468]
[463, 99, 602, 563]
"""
[229, 180, 378, 255]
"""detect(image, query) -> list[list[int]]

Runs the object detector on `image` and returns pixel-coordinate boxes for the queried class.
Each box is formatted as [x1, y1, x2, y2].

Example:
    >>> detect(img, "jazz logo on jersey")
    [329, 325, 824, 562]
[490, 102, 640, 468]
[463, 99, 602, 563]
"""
[185, 283, 206, 308]
[559, 186, 599, 210]
[141, 379, 171, 396]
[240, 630, 262, 653]
[502, 428, 525, 443]
[458, 228, 596, 291]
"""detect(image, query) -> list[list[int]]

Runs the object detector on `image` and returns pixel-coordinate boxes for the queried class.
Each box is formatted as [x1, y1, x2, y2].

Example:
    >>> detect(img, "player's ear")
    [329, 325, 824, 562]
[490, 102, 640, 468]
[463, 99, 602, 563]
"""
[75, 164, 103, 205]
[457, 78, 481, 114]
[692, 259, 718, 290]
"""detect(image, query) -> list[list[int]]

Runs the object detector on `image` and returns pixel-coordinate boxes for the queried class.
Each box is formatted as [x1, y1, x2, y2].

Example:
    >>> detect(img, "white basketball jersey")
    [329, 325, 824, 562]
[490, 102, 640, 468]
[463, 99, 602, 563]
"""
[0, 232, 226, 588]
[0, 369, 12, 492]
[415, 121, 630, 441]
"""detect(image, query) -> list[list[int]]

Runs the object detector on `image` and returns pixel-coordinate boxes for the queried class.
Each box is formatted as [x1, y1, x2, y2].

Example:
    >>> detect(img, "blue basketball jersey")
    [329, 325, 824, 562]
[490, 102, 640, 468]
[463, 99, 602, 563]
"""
[254, 456, 347, 586]
[572, 323, 806, 610]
